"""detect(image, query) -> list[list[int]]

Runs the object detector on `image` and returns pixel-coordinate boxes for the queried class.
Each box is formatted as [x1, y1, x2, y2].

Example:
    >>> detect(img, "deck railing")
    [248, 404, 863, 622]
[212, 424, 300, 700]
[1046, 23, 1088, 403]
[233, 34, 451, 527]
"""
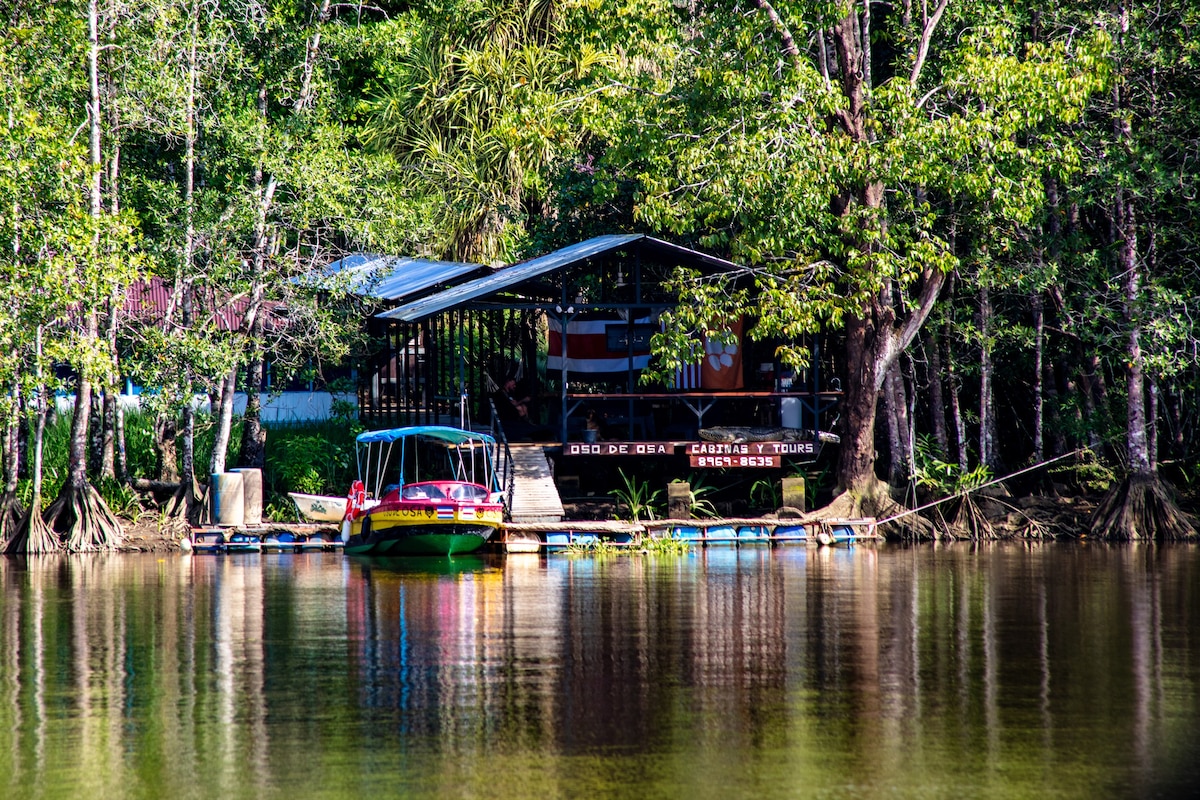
[488, 399, 516, 520]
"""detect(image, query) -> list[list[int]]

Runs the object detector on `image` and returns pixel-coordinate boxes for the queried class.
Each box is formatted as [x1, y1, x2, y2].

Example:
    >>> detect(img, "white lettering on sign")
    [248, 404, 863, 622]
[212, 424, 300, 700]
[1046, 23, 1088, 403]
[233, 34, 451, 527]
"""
[686, 441, 814, 456]
[564, 442, 676, 456]
[688, 455, 781, 468]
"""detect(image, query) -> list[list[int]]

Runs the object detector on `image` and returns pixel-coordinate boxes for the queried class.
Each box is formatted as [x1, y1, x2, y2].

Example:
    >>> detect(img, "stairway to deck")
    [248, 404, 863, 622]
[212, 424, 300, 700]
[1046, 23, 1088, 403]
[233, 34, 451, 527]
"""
[506, 444, 564, 523]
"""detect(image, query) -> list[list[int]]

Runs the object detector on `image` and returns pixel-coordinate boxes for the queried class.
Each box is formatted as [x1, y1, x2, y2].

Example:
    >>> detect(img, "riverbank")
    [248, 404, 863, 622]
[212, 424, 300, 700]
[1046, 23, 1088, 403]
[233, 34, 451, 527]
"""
[112, 487, 1111, 552]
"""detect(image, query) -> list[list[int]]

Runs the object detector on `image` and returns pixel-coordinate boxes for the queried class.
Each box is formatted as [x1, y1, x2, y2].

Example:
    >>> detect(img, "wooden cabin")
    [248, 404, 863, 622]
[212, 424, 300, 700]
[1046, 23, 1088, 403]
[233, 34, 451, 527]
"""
[350, 235, 840, 454]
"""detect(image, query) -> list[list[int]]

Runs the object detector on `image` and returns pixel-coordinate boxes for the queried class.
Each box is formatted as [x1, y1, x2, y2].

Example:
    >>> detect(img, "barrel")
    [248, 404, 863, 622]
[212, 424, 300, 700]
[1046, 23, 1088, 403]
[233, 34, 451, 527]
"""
[780, 396, 802, 429]
[230, 468, 263, 526]
[210, 472, 245, 527]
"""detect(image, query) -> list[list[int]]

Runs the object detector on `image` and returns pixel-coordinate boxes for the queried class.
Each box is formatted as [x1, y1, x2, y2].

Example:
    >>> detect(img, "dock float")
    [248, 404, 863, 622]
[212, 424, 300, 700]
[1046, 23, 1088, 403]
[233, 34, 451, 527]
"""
[189, 526, 343, 554]
[500, 517, 879, 552]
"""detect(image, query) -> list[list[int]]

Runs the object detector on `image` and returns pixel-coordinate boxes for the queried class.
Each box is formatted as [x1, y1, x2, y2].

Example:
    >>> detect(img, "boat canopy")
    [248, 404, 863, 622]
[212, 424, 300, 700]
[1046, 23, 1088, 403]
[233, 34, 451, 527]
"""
[356, 426, 496, 447]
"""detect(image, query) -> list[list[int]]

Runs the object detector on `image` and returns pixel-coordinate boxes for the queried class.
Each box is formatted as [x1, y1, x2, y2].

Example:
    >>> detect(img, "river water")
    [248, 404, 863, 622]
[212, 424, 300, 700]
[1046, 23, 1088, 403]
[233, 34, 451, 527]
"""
[1, 543, 1197, 799]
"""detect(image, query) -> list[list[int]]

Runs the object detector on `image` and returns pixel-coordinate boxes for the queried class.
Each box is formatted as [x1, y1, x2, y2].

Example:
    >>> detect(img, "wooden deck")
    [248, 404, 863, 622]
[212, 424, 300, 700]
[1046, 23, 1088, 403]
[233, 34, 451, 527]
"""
[506, 444, 565, 523]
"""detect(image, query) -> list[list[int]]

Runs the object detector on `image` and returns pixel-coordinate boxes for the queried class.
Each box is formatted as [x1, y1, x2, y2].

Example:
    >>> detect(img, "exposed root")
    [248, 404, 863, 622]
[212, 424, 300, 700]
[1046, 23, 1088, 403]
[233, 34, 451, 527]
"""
[815, 479, 935, 540]
[928, 503, 971, 541]
[0, 492, 24, 550]
[43, 482, 124, 552]
[1090, 473, 1196, 541]
[946, 494, 996, 540]
[4, 504, 61, 554]
[165, 473, 206, 529]
[1015, 515, 1054, 540]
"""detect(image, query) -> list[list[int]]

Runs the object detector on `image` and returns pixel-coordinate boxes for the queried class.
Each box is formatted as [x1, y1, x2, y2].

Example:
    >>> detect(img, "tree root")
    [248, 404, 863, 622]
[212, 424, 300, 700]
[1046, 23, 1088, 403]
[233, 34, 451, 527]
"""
[0, 492, 24, 550]
[43, 482, 124, 552]
[1090, 473, 1196, 541]
[946, 494, 996, 540]
[165, 473, 206, 528]
[3, 505, 61, 554]
[814, 479, 935, 540]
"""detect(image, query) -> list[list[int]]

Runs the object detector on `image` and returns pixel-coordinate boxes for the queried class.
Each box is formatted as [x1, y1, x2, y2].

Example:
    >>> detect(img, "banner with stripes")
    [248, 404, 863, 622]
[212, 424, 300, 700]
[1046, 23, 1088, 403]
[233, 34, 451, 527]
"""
[547, 315, 652, 374]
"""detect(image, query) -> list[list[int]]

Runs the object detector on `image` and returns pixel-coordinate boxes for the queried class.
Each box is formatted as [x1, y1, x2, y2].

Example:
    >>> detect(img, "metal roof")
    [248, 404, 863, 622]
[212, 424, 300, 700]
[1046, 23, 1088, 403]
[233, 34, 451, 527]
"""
[378, 234, 742, 323]
[320, 253, 488, 302]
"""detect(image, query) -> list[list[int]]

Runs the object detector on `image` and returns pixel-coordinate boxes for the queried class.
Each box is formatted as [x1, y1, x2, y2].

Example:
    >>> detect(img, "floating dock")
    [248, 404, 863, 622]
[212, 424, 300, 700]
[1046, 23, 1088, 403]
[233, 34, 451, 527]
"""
[188, 518, 879, 554]
[500, 517, 879, 552]
[189, 525, 343, 554]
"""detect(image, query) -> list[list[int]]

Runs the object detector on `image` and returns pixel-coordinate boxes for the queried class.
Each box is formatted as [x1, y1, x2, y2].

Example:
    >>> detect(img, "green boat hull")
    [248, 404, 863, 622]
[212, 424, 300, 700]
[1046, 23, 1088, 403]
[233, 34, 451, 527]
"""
[345, 524, 494, 556]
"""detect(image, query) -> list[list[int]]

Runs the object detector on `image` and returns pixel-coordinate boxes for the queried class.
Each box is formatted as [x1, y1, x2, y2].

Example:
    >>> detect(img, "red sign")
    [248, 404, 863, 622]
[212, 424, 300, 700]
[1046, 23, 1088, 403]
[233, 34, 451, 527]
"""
[689, 454, 780, 468]
[686, 441, 815, 456]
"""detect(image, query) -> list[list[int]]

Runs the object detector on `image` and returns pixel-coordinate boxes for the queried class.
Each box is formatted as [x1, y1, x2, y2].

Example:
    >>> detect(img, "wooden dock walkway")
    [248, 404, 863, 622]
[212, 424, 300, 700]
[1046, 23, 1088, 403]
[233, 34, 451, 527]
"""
[506, 444, 565, 523]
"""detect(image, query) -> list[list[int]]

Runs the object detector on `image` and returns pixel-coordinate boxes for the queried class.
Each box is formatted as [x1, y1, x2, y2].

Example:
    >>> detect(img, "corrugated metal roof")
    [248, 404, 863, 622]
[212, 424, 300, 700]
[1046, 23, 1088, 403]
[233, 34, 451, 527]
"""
[125, 277, 285, 332]
[321, 253, 488, 302]
[379, 234, 660, 322]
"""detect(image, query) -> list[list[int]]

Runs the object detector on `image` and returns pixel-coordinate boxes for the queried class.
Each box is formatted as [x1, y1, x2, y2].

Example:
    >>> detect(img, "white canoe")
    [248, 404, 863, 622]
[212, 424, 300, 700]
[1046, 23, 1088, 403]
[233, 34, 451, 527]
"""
[288, 492, 347, 523]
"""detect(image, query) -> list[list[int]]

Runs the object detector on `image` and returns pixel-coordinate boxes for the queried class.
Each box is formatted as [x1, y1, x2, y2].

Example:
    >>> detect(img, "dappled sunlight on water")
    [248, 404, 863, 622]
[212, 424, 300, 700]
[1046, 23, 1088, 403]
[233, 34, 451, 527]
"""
[1, 543, 1197, 798]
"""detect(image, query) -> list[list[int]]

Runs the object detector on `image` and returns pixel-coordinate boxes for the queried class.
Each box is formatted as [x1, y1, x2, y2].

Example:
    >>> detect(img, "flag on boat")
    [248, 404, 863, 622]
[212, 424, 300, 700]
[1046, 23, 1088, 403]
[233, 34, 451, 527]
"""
[547, 314, 654, 374]
[459, 506, 476, 520]
[436, 506, 455, 520]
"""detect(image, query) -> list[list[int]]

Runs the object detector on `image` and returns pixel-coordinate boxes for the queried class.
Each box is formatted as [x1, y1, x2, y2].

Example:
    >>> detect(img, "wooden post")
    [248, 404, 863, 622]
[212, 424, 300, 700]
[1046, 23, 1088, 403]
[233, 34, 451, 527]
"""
[781, 477, 806, 512]
[667, 481, 692, 519]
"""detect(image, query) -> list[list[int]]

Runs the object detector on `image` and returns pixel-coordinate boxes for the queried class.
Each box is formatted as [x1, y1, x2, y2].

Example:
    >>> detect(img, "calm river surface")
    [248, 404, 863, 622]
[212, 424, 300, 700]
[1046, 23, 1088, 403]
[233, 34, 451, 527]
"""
[1, 543, 1198, 799]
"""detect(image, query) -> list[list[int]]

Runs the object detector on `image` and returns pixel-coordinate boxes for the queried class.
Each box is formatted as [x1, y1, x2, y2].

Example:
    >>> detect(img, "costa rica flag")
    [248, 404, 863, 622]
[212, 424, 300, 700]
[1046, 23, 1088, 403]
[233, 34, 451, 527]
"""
[547, 314, 653, 374]
[436, 506, 455, 520]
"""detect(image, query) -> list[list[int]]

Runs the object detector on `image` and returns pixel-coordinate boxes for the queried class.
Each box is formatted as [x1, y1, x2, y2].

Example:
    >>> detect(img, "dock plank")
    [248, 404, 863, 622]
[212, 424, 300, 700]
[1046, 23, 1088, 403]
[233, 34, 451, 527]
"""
[507, 444, 565, 523]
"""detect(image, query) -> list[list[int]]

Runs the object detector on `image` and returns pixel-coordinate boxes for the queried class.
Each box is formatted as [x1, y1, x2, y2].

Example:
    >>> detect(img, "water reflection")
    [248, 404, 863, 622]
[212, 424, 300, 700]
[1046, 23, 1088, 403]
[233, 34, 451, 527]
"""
[0, 544, 1197, 798]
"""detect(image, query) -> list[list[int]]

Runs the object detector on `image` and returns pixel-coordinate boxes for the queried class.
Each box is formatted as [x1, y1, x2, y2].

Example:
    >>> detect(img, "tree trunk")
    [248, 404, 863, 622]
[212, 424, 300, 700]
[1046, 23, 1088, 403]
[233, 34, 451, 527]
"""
[239, 324, 267, 469]
[1117, 189, 1151, 477]
[154, 412, 180, 482]
[924, 328, 948, 457]
[836, 314, 882, 494]
[978, 283, 998, 470]
[100, 392, 116, 481]
[884, 360, 911, 488]
[1031, 292, 1045, 463]
[6, 331, 58, 555]
[0, 383, 22, 543]
[1091, 46, 1193, 541]
[1147, 379, 1157, 471]
[209, 367, 237, 476]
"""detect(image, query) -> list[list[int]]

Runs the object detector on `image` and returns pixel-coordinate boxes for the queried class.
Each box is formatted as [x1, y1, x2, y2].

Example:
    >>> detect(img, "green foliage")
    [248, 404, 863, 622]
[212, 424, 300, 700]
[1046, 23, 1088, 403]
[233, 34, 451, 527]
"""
[264, 499, 301, 524]
[564, 537, 619, 556]
[120, 410, 159, 481]
[911, 435, 992, 497]
[263, 421, 359, 500]
[749, 477, 779, 511]
[1049, 450, 1116, 495]
[98, 477, 143, 524]
[636, 533, 691, 555]
[612, 468, 663, 522]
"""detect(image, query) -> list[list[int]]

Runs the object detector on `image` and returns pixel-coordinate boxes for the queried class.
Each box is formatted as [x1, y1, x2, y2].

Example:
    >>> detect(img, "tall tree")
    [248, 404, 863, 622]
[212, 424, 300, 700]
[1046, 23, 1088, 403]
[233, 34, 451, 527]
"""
[1086, 0, 1197, 540]
[41, 0, 141, 551]
[585, 1, 1106, 523]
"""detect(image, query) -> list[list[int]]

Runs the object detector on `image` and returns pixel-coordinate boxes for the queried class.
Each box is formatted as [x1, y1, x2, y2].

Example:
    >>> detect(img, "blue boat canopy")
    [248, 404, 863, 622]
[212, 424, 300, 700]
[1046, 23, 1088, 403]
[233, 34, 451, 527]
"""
[356, 426, 496, 447]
